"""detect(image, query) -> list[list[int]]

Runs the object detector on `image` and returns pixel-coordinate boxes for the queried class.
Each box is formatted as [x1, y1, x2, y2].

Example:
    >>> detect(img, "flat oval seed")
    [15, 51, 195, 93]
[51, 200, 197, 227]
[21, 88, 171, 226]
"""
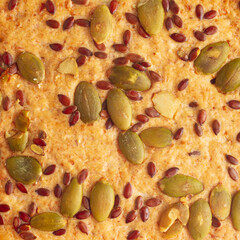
[93, 41, 106, 51]
[46, 0, 55, 14]
[109, 0, 118, 14]
[123, 182, 132, 199]
[188, 47, 200, 61]
[5, 180, 13, 195]
[0, 204, 10, 212]
[8, 0, 18, 10]
[28, 202, 37, 217]
[49, 43, 63, 51]
[2, 52, 13, 66]
[75, 19, 90, 27]
[195, 4, 204, 19]
[165, 17, 173, 30]
[228, 100, 240, 109]
[127, 230, 140, 240]
[75, 210, 90, 219]
[147, 162, 156, 177]
[137, 114, 149, 123]
[54, 184, 62, 198]
[63, 172, 71, 186]
[169, 0, 179, 14]
[58, 94, 70, 106]
[148, 70, 162, 82]
[204, 10, 217, 19]
[132, 63, 146, 71]
[16, 90, 25, 106]
[113, 57, 129, 65]
[138, 26, 150, 38]
[77, 169, 89, 184]
[82, 196, 90, 210]
[194, 123, 203, 137]
[35, 188, 50, 196]
[174, 128, 184, 140]
[77, 221, 89, 235]
[19, 232, 36, 240]
[204, 26, 218, 35]
[78, 47, 93, 57]
[19, 212, 30, 222]
[178, 79, 189, 91]
[231, 191, 240, 230]
[123, 30, 131, 46]
[96, 81, 113, 90]
[113, 44, 128, 53]
[170, 33, 186, 42]
[16, 182, 28, 193]
[110, 207, 122, 218]
[126, 90, 143, 101]
[197, 109, 207, 125]
[140, 206, 150, 222]
[105, 118, 114, 130]
[212, 120, 220, 135]
[189, 101, 198, 108]
[46, 20, 59, 28]
[145, 107, 160, 117]
[162, 0, 169, 12]
[212, 217, 221, 228]
[33, 138, 46, 147]
[63, 16, 74, 30]
[69, 111, 80, 126]
[165, 167, 179, 177]
[53, 229, 66, 236]
[172, 15, 183, 28]
[194, 31, 206, 41]
[145, 198, 162, 207]
[135, 196, 144, 210]
[9, 63, 18, 74]
[125, 13, 139, 25]
[76, 55, 87, 66]
[127, 53, 144, 63]
[228, 167, 239, 181]
[226, 155, 239, 165]
[131, 122, 144, 132]
[94, 52, 107, 59]
[114, 195, 120, 208]
[126, 210, 137, 223]
[62, 106, 77, 115]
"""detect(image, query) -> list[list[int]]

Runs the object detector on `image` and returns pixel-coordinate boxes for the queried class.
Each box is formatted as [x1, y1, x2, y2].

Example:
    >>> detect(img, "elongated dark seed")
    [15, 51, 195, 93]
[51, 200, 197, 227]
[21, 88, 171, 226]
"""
[212, 120, 220, 135]
[136, 114, 149, 123]
[19, 212, 30, 222]
[13, 216, 21, 229]
[174, 128, 184, 140]
[114, 194, 120, 208]
[46, 19, 59, 28]
[125, 13, 139, 25]
[54, 184, 62, 198]
[9, 63, 18, 74]
[204, 26, 218, 35]
[63, 16, 74, 30]
[28, 202, 37, 217]
[170, 33, 186, 42]
[16, 90, 25, 106]
[178, 79, 189, 91]
[194, 31, 206, 41]
[78, 47, 93, 57]
[197, 109, 207, 125]
[8, 0, 18, 10]
[109, 0, 118, 14]
[75, 19, 90, 27]
[123, 182, 132, 199]
[2, 52, 13, 66]
[126, 90, 143, 101]
[49, 43, 63, 51]
[147, 162, 156, 178]
[53, 229, 66, 236]
[69, 111, 80, 126]
[165, 167, 179, 177]
[127, 230, 140, 240]
[3, 96, 11, 111]
[162, 0, 169, 12]
[127, 53, 144, 63]
[212, 217, 221, 228]
[113, 57, 129, 65]
[139, 61, 151, 68]
[82, 196, 90, 210]
[75, 210, 90, 219]
[135, 196, 144, 210]
[63, 172, 71, 185]
[19, 232, 36, 240]
[19, 224, 31, 231]
[140, 206, 149, 222]
[189, 101, 198, 108]
[76, 55, 87, 67]
[188, 47, 199, 61]
[93, 41, 106, 51]
[148, 70, 162, 82]
[5, 180, 13, 195]
[195, 4, 204, 19]
[123, 30, 131, 46]
[105, 118, 114, 130]
[165, 17, 173, 30]
[145, 107, 160, 118]
[210, 78, 216, 84]
[204, 10, 217, 19]
[228, 167, 239, 181]
[113, 44, 128, 53]
[194, 123, 203, 137]
[33, 138, 47, 147]
[131, 122, 144, 132]
[77, 169, 89, 184]
[62, 105, 77, 115]
[237, 132, 240, 142]
[0, 215, 3, 225]
[46, 0, 55, 14]
[228, 100, 240, 109]
[94, 52, 108, 59]
[145, 198, 162, 207]
[172, 15, 183, 28]
[169, 0, 179, 14]
[35, 188, 50, 196]
[16, 183, 27, 193]
[96, 81, 113, 90]
[126, 210, 137, 223]
[226, 155, 239, 165]
[43, 164, 56, 175]
[132, 63, 146, 71]
[188, 151, 201, 156]
[0, 204, 10, 212]
[58, 94, 70, 106]
[138, 26, 150, 38]
[110, 207, 122, 218]
[77, 221, 88, 235]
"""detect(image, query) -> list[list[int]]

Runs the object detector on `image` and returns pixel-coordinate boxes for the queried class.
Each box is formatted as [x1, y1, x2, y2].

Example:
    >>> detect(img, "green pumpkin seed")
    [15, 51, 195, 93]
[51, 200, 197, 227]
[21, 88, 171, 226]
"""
[6, 156, 42, 185]
[7, 131, 28, 152]
[215, 58, 240, 93]
[139, 127, 173, 148]
[74, 81, 102, 123]
[138, 0, 164, 35]
[162, 220, 183, 239]
[90, 5, 112, 44]
[30, 212, 66, 231]
[118, 130, 145, 165]
[109, 66, 151, 91]
[60, 178, 83, 218]
[210, 184, 231, 220]
[194, 41, 229, 75]
[107, 88, 132, 130]
[90, 180, 115, 222]
[231, 191, 240, 230]
[188, 199, 212, 240]
[15, 110, 30, 132]
[17, 52, 45, 84]
[159, 174, 204, 197]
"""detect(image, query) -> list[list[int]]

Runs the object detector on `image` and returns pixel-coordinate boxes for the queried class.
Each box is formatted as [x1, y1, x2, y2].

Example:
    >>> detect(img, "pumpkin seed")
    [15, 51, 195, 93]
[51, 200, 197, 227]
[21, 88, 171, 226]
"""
[210, 184, 231, 220]
[159, 174, 204, 197]
[107, 88, 132, 130]
[57, 58, 78, 76]
[162, 220, 183, 239]
[6, 156, 42, 185]
[7, 131, 28, 152]
[109, 66, 151, 91]
[188, 199, 212, 240]
[215, 58, 240, 93]
[138, 0, 164, 35]
[60, 178, 83, 218]
[139, 127, 173, 148]
[74, 81, 102, 123]
[194, 41, 229, 75]
[17, 52, 45, 84]
[15, 110, 30, 132]
[118, 130, 145, 164]
[231, 191, 240, 230]
[90, 180, 115, 222]
[30, 212, 66, 231]
[90, 5, 113, 44]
